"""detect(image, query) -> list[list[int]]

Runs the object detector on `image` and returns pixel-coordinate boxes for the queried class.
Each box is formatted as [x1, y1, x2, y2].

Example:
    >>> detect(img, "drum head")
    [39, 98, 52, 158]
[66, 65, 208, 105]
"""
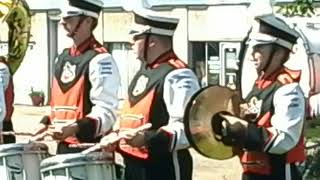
[184, 86, 242, 160]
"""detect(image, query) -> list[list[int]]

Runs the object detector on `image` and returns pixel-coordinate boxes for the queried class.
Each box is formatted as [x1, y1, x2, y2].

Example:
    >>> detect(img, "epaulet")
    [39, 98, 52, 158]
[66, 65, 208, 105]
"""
[277, 68, 301, 85]
[168, 58, 187, 69]
[62, 48, 69, 55]
[0, 57, 7, 65]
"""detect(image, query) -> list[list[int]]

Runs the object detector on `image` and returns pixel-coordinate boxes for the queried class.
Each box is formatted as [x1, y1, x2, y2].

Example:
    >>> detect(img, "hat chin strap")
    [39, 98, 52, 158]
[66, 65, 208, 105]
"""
[67, 16, 87, 38]
[143, 34, 151, 63]
[263, 46, 283, 76]
[262, 45, 280, 77]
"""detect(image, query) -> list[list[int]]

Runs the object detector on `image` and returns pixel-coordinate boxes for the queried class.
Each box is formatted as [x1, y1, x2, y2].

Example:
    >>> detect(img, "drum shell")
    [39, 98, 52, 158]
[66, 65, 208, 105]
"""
[40, 152, 117, 180]
[0, 143, 49, 180]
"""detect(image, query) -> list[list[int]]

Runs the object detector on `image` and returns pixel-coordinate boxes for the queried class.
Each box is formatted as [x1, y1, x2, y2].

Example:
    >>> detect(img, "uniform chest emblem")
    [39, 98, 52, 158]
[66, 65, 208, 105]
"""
[61, 62, 76, 84]
[132, 75, 149, 96]
[239, 96, 263, 121]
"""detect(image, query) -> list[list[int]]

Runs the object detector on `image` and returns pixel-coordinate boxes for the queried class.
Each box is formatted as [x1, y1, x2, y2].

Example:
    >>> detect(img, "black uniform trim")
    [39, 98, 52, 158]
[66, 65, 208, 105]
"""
[2, 121, 15, 143]
[128, 63, 174, 105]
[76, 117, 96, 142]
[145, 130, 172, 156]
[124, 52, 193, 180]
[244, 123, 265, 151]
[243, 82, 282, 151]
[135, 14, 178, 30]
[258, 18, 298, 44]
[69, 0, 102, 13]
[54, 49, 97, 93]
[123, 149, 192, 180]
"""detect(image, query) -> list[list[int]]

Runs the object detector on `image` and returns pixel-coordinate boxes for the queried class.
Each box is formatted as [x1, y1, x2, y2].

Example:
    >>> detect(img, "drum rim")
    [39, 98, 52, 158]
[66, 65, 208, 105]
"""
[40, 152, 114, 169]
[0, 150, 49, 157]
[0, 143, 48, 153]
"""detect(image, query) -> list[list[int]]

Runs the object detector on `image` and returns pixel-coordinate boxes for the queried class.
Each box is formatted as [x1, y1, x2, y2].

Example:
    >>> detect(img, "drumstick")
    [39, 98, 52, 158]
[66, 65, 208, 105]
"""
[69, 143, 96, 148]
[81, 123, 152, 154]
[0, 131, 56, 143]
[29, 130, 57, 142]
[0, 131, 57, 144]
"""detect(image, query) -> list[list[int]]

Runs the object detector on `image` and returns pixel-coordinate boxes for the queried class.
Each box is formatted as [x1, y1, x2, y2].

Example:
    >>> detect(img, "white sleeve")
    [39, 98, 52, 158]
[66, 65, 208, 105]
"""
[86, 53, 120, 137]
[264, 83, 305, 154]
[0, 63, 9, 130]
[161, 68, 200, 151]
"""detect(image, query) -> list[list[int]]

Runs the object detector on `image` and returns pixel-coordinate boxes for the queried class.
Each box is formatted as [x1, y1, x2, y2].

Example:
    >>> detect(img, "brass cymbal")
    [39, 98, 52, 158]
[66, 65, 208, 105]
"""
[184, 85, 242, 160]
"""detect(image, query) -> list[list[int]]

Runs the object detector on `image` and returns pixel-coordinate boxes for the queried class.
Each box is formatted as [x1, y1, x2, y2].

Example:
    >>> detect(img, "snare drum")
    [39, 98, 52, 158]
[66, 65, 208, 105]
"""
[40, 152, 116, 180]
[0, 143, 49, 180]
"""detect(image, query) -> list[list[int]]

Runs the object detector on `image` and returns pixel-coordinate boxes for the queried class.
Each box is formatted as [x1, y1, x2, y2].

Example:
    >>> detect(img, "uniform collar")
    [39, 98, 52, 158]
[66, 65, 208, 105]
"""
[69, 36, 99, 56]
[255, 67, 301, 89]
[148, 50, 176, 69]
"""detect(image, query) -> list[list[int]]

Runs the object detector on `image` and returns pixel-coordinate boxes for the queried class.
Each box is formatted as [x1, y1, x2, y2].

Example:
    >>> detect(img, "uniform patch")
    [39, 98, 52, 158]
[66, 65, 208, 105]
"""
[99, 61, 112, 76]
[240, 96, 262, 121]
[61, 61, 76, 84]
[132, 75, 149, 96]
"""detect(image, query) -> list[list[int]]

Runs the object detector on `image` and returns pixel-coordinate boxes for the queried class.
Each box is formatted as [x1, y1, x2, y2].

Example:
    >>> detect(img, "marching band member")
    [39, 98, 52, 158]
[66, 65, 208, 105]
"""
[33, 0, 120, 154]
[0, 56, 15, 144]
[215, 14, 306, 180]
[100, 8, 200, 180]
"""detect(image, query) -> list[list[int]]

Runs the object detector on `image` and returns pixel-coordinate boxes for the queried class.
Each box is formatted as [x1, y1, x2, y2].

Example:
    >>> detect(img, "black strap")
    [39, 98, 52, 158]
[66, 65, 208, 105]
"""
[69, 16, 87, 37]
[143, 34, 151, 62]
[262, 45, 276, 73]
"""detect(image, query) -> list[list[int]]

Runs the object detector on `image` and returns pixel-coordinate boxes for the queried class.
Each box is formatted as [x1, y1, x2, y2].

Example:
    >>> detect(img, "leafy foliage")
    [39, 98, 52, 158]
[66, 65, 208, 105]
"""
[277, 0, 316, 17]
[29, 87, 44, 97]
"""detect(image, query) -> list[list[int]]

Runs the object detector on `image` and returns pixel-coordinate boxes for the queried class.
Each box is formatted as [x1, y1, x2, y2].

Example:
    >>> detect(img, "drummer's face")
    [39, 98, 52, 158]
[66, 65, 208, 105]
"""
[250, 44, 273, 73]
[131, 34, 147, 61]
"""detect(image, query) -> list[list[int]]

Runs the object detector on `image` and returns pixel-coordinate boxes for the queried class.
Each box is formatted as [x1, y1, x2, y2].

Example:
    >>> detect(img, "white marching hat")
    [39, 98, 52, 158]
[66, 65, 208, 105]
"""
[61, 0, 103, 19]
[129, 8, 179, 37]
[248, 14, 300, 50]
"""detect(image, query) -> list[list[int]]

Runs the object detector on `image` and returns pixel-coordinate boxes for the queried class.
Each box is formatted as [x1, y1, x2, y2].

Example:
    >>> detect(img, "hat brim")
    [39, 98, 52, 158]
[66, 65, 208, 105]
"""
[247, 32, 277, 45]
[61, 6, 99, 19]
[247, 32, 294, 49]
[129, 24, 175, 37]
[128, 24, 150, 37]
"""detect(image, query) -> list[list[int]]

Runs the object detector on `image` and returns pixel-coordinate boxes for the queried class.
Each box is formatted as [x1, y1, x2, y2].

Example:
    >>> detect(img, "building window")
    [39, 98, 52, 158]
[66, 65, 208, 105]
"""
[189, 41, 241, 89]
[190, 41, 220, 87]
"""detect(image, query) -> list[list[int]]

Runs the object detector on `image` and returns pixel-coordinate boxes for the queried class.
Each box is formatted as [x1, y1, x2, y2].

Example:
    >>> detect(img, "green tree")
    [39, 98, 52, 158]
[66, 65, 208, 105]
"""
[277, 0, 316, 17]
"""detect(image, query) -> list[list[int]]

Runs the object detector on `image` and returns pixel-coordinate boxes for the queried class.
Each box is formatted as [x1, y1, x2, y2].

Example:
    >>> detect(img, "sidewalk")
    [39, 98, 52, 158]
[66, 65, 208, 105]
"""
[11, 105, 56, 153]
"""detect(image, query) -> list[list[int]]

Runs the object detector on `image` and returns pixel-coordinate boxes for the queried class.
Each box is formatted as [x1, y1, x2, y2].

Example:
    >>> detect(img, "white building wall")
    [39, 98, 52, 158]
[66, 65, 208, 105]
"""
[172, 8, 189, 62]
[188, 5, 250, 41]
[57, 23, 73, 55]
[94, 15, 104, 43]
[103, 12, 134, 42]
[13, 12, 49, 105]
[103, 12, 140, 100]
